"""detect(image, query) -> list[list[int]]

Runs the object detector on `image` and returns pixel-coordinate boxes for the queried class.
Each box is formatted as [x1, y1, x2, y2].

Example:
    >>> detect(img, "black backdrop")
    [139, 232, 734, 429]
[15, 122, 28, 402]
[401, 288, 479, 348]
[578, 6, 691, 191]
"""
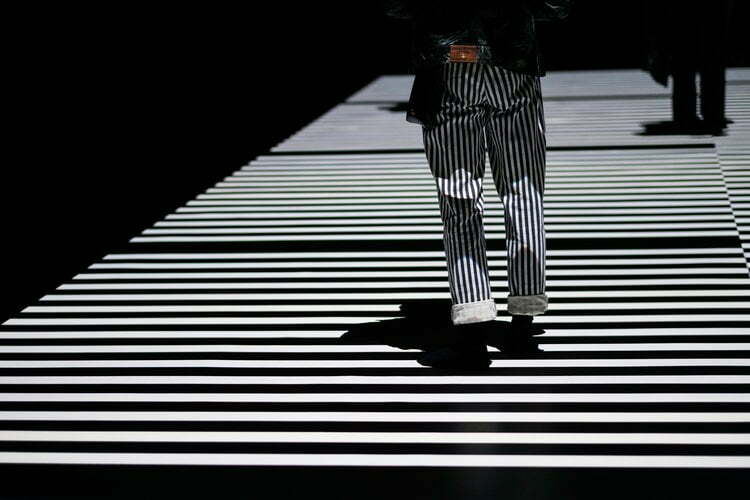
[3, 1, 748, 321]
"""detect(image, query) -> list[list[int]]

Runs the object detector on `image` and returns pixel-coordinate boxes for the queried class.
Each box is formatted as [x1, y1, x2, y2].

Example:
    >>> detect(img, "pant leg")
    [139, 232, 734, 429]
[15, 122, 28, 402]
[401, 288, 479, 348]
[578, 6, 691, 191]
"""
[483, 65, 548, 316]
[699, 66, 726, 125]
[697, 0, 732, 125]
[670, 4, 700, 122]
[421, 62, 496, 325]
[672, 69, 698, 123]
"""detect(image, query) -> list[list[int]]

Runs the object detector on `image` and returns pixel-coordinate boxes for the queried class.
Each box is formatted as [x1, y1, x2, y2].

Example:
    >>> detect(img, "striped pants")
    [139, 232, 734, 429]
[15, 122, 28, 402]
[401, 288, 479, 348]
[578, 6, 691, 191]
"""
[421, 62, 548, 325]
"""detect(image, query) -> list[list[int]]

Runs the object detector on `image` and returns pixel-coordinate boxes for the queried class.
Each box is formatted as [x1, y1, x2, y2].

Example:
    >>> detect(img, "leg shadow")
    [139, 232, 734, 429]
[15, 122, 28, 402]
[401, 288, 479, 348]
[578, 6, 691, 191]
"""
[339, 298, 544, 356]
[378, 102, 409, 113]
[636, 119, 729, 136]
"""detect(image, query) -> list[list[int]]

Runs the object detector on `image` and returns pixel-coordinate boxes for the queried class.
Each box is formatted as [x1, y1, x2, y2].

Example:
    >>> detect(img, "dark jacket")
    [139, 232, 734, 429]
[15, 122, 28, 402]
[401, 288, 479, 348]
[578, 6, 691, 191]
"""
[383, 0, 570, 75]
[382, 0, 570, 127]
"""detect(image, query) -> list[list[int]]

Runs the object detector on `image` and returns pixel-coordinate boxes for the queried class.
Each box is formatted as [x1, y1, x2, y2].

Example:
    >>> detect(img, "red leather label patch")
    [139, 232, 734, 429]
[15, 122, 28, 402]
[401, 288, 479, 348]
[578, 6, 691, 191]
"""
[448, 45, 479, 63]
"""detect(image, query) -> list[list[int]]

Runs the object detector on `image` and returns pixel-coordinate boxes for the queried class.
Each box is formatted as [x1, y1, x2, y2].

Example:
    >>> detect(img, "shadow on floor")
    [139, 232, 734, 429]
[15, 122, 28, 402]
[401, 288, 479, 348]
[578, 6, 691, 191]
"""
[378, 102, 409, 113]
[339, 298, 544, 356]
[636, 119, 730, 136]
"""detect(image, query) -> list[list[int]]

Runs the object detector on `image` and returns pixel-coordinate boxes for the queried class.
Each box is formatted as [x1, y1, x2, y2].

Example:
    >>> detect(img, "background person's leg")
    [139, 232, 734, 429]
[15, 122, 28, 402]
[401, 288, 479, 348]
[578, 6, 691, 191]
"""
[670, 4, 701, 124]
[484, 65, 548, 317]
[672, 69, 698, 123]
[698, 0, 732, 128]
[421, 62, 495, 326]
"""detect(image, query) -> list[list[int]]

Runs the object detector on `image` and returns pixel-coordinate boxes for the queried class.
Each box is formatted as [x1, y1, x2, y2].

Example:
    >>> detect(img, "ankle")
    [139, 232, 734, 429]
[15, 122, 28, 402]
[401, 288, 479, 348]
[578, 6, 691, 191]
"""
[454, 320, 493, 344]
[511, 315, 533, 328]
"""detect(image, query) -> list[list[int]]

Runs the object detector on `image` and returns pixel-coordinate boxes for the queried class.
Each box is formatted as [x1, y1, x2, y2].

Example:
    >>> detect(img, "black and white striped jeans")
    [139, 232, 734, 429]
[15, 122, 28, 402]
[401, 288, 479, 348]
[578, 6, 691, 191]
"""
[421, 62, 548, 325]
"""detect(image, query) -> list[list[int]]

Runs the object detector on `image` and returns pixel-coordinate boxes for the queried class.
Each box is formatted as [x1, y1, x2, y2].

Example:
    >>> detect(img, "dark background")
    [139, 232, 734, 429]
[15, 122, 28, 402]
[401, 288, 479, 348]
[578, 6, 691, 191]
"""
[3, 1, 748, 321]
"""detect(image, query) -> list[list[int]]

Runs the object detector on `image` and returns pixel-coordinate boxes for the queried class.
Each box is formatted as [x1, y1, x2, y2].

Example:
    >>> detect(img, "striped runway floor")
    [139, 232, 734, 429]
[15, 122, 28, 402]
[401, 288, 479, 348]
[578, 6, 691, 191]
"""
[1, 69, 749, 498]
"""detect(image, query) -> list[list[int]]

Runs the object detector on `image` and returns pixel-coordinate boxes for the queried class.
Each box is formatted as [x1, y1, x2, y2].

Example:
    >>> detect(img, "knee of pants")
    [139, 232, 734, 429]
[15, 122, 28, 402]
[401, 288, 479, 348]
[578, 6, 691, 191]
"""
[437, 196, 486, 224]
[434, 168, 485, 200]
[499, 173, 544, 199]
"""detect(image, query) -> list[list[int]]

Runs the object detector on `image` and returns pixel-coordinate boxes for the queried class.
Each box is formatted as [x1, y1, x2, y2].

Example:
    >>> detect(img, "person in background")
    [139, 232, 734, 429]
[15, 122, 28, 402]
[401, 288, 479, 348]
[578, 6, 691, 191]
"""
[383, 0, 570, 369]
[643, 0, 735, 136]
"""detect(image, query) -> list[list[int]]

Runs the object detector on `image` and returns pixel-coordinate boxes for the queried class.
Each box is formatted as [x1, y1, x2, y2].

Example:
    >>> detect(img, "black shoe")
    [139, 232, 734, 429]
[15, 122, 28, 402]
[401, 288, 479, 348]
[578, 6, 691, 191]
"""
[485, 322, 544, 354]
[417, 339, 491, 369]
[641, 119, 706, 135]
[700, 121, 728, 136]
[496, 333, 543, 355]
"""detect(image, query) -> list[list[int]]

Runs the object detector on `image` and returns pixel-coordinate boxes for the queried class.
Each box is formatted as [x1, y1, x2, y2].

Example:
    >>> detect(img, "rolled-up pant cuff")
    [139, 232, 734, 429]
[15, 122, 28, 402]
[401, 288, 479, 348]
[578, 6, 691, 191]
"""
[451, 299, 497, 325]
[507, 294, 548, 315]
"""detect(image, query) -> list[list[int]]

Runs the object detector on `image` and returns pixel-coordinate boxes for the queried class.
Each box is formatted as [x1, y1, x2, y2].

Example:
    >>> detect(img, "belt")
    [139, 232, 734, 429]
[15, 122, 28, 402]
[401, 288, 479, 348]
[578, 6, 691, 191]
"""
[448, 44, 480, 63]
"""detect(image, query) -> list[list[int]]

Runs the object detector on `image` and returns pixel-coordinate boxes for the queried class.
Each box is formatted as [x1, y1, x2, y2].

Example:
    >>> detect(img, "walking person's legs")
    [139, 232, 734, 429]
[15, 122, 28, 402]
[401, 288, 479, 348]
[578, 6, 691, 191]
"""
[421, 62, 495, 326]
[417, 61, 495, 368]
[484, 65, 548, 322]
